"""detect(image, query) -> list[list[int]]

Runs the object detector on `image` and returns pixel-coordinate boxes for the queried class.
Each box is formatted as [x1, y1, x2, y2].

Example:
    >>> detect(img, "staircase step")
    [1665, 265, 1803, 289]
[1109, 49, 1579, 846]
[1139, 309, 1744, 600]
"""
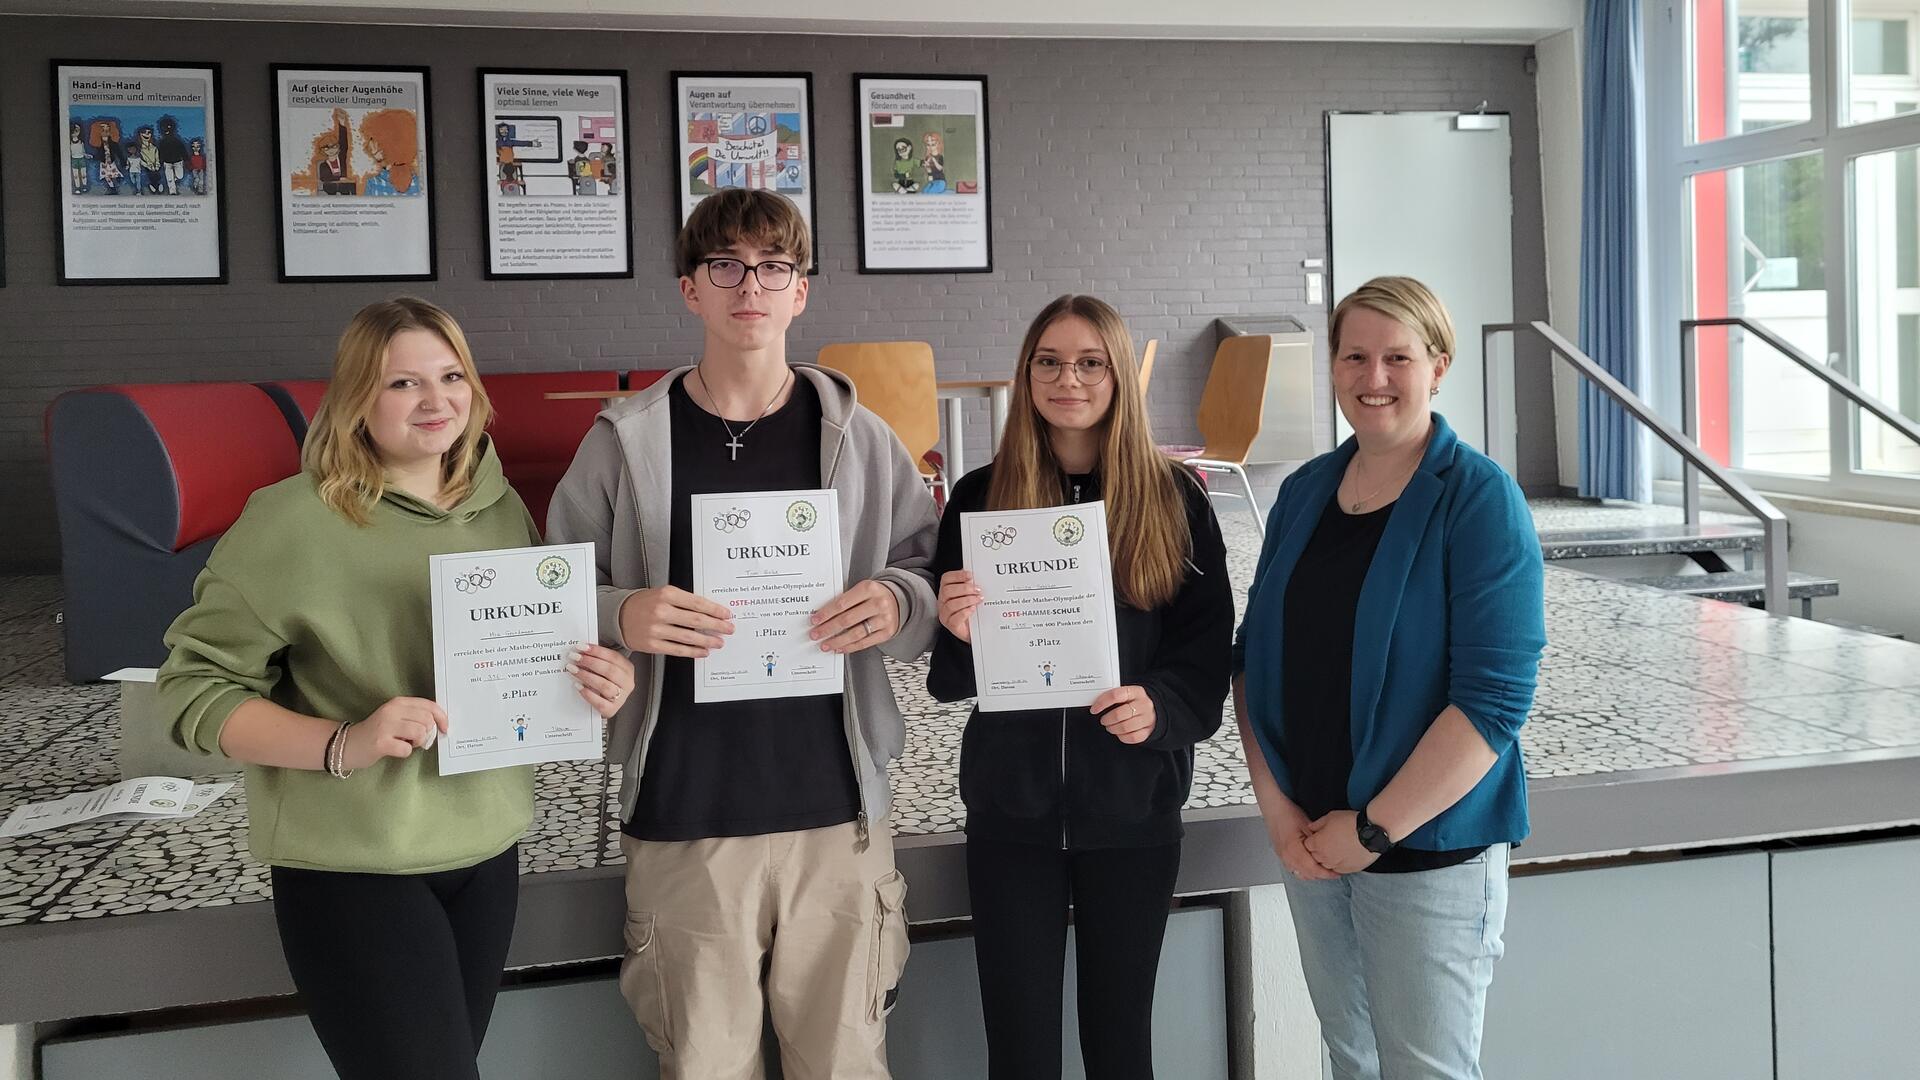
[1817, 617, 1906, 640]
[1621, 569, 1839, 605]
[1539, 523, 1764, 561]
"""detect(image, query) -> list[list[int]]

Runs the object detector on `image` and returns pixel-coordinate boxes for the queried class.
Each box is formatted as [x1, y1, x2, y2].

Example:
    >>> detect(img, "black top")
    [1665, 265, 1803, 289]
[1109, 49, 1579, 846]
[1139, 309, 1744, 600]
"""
[624, 374, 860, 842]
[1282, 492, 1485, 873]
[926, 463, 1234, 850]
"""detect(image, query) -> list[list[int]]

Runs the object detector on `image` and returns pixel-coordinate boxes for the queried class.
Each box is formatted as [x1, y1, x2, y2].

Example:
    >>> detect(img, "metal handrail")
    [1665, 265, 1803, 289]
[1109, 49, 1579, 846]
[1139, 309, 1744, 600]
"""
[1483, 320, 1792, 613]
[1680, 316, 1920, 526]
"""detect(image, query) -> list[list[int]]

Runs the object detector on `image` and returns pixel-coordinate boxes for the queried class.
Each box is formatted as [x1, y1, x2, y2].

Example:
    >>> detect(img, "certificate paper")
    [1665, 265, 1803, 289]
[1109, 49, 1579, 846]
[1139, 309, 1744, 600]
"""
[961, 502, 1121, 712]
[431, 543, 602, 775]
[691, 489, 845, 703]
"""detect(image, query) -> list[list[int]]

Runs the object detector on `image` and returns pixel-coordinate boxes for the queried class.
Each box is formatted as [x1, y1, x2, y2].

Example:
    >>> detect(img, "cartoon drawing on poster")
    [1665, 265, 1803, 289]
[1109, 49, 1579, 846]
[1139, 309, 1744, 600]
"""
[55, 62, 226, 284]
[855, 76, 992, 274]
[480, 71, 630, 278]
[675, 73, 816, 270]
[273, 67, 435, 280]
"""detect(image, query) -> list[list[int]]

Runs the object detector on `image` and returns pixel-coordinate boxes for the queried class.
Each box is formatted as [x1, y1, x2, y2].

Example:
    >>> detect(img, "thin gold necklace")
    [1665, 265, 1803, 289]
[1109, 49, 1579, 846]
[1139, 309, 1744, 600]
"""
[693, 365, 791, 462]
[1348, 429, 1430, 513]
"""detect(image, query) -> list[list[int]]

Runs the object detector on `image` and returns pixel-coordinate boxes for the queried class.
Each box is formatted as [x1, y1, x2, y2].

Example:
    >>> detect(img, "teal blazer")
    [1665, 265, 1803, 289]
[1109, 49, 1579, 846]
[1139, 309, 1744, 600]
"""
[1233, 414, 1546, 850]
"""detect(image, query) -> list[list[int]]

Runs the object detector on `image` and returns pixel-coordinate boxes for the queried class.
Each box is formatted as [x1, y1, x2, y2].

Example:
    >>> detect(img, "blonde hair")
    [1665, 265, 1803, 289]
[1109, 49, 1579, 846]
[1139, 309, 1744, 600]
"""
[303, 298, 494, 525]
[1329, 275, 1456, 360]
[988, 295, 1192, 610]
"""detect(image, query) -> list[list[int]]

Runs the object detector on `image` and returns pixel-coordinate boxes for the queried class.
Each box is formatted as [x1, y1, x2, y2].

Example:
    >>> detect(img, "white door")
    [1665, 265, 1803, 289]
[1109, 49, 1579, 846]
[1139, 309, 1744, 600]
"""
[1328, 112, 1516, 457]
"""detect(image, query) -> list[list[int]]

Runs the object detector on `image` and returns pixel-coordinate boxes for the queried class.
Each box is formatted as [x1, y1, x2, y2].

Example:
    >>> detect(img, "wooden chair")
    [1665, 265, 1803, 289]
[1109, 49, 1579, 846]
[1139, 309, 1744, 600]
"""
[1183, 335, 1272, 536]
[1138, 338, 1159, 403]
[814, 341, 945, 506]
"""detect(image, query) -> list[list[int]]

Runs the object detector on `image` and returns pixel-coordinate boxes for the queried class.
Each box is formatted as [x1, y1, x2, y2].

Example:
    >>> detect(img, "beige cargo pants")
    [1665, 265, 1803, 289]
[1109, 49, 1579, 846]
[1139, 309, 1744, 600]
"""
[618, 819, 910, 1080]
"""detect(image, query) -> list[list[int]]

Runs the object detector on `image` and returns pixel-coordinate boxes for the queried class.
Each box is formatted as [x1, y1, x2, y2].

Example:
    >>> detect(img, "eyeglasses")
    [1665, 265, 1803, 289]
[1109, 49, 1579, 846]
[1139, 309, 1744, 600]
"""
[1030, 356, 1111, 385]
[700, 258, 798, 292]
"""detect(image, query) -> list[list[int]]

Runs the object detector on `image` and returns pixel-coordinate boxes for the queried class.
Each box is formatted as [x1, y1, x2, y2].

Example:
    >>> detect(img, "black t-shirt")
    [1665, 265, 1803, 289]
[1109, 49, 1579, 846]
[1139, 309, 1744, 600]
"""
[1281, 492, 1485, 874]
[624, 373, 860, 842]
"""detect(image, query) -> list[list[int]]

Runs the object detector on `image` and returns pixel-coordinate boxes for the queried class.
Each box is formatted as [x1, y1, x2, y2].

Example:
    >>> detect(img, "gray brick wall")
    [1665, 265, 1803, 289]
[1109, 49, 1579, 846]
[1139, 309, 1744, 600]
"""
[0, 17, 1552, 571]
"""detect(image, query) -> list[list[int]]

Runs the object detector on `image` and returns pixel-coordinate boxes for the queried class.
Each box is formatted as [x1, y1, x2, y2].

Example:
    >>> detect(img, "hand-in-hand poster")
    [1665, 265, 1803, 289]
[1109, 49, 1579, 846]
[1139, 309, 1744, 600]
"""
[54, 60, 227, 285]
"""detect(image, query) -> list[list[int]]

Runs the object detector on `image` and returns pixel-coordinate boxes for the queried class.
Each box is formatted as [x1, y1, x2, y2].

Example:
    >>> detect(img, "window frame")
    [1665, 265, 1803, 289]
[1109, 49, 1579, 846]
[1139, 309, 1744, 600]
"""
[1649, 0, 1920, 509]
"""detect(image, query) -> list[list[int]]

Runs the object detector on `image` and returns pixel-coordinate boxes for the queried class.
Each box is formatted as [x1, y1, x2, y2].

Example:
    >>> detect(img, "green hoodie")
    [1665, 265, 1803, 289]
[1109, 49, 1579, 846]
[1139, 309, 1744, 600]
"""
[157, 441, 541, 874]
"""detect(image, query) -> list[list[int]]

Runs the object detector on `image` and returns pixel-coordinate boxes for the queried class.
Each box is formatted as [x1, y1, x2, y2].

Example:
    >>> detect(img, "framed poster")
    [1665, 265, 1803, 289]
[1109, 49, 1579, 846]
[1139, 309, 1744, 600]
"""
[272, 65, 435, 282]
[674, 72, 817, 273]
[480, 68, 632, 279]
[53, 60, 228, 285]
[854, 74, 992, 274]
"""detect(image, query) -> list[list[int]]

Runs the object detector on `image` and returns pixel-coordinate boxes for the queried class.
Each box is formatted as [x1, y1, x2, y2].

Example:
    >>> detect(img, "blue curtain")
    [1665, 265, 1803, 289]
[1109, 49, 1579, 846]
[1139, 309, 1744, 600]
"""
[1579, 0, 1652, 501]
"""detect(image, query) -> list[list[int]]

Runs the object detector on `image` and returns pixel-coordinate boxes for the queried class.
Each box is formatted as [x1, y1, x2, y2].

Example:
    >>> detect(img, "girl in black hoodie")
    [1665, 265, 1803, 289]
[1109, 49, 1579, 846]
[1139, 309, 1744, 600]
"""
[928, 294, 1233, 1080]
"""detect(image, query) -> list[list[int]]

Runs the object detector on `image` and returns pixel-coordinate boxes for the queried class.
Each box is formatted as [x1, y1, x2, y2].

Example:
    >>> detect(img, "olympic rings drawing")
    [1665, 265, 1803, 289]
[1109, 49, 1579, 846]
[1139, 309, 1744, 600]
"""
[454, 568, 497, 593]
[713, 509, 753, 533]
[980, 526, 1018, 550]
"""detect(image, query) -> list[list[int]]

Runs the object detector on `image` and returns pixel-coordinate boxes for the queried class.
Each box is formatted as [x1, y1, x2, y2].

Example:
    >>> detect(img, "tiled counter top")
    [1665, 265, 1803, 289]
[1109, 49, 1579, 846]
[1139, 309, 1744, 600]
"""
[5, 523, 1920, 1024]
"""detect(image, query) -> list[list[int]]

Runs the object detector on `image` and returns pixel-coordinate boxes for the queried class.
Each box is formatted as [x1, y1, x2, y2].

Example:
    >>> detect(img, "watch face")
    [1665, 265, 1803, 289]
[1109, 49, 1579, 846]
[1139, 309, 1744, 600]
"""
[1357, 816, 1393, 855]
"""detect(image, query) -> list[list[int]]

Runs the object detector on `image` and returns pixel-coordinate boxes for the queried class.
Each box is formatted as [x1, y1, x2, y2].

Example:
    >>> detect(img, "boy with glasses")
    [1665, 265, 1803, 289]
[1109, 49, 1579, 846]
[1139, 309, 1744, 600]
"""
[547, 188, 937, 1078]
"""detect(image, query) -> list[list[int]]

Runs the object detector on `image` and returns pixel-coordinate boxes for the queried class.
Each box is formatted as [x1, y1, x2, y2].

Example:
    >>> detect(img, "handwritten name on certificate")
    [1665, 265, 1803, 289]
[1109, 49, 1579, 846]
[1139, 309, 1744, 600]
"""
[430, 543, 603, 775]
[961, 501, 1122, 712]
[692, 489, 845, 703]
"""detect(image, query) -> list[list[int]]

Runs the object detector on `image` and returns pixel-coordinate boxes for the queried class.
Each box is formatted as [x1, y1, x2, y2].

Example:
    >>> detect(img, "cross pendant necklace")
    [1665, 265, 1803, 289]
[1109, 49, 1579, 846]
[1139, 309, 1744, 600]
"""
[694, 365, 791, 462]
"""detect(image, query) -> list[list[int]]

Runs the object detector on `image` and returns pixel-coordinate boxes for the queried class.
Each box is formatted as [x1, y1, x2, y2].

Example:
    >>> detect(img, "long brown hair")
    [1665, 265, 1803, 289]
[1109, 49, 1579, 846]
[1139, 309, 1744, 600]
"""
[988, 295, 1191, 610]
[304, 298, 494, 525]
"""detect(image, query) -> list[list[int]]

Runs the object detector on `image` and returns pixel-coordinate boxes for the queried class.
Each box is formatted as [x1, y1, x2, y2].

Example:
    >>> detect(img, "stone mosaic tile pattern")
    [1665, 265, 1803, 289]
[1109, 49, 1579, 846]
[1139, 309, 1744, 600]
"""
[4, 506, 1920, 927]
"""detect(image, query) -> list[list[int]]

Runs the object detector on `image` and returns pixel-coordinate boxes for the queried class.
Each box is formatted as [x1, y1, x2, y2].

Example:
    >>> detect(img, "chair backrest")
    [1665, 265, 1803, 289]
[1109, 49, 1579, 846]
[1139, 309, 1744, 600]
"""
[1195, 335, 1272, 464]
[814, 342, 940, 464]
[1138, 338, 1159, 401]
[626, 369, 671, 392]
[479, 371, 622, 464]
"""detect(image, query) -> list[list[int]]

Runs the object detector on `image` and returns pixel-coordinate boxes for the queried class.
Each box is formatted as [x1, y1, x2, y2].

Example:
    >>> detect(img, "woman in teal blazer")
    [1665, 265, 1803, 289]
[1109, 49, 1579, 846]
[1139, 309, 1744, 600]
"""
[1232, 277, 1545, 1080]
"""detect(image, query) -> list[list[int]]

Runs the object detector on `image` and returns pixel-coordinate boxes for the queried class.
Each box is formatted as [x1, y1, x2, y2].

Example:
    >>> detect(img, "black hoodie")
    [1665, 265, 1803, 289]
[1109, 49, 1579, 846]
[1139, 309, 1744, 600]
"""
[926, 462, 1234, 850]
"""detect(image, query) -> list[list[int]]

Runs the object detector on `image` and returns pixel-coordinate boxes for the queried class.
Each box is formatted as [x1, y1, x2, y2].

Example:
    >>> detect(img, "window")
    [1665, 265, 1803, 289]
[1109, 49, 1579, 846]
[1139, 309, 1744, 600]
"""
[1654, 0, 1920, 506]
[1845, 8, 1920, 124]
[1690, 156, 1832, 476]
[1853, 142, 1920, 475]
[1691, 2, 1815, 142]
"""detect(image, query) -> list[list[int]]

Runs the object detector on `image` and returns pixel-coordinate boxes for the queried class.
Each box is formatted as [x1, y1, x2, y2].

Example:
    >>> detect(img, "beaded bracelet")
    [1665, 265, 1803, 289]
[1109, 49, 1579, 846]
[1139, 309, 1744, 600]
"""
[324, 720, 355, 779]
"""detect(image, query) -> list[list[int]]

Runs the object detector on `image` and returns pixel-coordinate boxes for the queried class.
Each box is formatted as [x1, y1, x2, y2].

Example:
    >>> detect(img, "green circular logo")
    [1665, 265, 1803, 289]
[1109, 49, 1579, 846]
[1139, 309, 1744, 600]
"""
[1052, 515, 1086, 547]
[150, 799, 177, 808]
[536, 556, 572, 589]
[787, 500, 819, 532]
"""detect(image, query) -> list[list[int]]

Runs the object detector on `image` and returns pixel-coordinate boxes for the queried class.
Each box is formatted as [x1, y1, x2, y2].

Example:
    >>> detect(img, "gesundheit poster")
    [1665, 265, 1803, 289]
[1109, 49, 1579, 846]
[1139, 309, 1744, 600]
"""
[54, 61, 227, 285]
[855, 74, 991, 274]
[482, 69, 632, 279]
[272, 66, 435, 281]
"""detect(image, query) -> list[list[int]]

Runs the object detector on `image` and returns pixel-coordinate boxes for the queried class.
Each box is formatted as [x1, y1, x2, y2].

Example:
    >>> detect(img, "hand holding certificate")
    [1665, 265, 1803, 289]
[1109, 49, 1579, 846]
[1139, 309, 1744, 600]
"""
[960, 501, 1122, 711]
[431, 543, 604, 775]
[692, 489, 846, 703]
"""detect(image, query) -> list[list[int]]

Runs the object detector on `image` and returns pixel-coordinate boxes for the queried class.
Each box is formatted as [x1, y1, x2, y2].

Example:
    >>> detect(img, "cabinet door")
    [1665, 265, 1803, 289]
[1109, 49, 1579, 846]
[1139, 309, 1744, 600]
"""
[1773, 837, 1920, 1080]
[1482, 853, 1774, 1080]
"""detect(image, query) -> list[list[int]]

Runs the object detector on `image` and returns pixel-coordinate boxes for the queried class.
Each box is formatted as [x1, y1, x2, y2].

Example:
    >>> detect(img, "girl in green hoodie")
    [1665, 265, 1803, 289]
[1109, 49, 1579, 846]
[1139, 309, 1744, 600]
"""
[157, 298, 634, 1080]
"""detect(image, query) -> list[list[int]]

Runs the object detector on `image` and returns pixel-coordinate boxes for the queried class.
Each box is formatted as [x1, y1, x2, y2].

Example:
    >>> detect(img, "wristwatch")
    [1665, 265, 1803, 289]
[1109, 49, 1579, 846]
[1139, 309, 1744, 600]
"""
[1355, 810, 1396, 856]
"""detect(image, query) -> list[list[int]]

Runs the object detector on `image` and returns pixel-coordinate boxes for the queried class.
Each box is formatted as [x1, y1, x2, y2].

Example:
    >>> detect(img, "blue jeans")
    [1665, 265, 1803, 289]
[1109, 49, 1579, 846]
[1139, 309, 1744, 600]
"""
[1281, 844, 1509, 1080]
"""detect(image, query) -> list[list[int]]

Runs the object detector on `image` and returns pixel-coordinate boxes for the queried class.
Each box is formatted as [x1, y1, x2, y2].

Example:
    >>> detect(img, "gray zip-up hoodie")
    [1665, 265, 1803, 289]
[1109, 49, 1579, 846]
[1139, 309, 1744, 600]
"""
[545, 364, 940, 832]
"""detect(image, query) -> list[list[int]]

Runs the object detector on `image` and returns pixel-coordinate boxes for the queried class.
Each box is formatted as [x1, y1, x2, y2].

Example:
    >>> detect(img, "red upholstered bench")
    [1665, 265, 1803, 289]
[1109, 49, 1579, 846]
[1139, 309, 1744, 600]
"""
[47, 383, 303, 682]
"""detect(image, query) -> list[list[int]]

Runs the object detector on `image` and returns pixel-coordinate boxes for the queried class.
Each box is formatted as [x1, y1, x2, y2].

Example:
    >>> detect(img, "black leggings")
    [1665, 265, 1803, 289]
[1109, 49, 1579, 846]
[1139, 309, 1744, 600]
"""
[271, 844, 520, 1080]
[966, 838, 1183, 1080]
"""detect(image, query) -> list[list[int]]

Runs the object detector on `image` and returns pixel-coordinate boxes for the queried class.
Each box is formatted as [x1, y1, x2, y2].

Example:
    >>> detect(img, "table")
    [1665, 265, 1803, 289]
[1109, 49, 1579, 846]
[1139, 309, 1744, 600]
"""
[934, 379, 1012, 481]
[545, 380, 1014, 482]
